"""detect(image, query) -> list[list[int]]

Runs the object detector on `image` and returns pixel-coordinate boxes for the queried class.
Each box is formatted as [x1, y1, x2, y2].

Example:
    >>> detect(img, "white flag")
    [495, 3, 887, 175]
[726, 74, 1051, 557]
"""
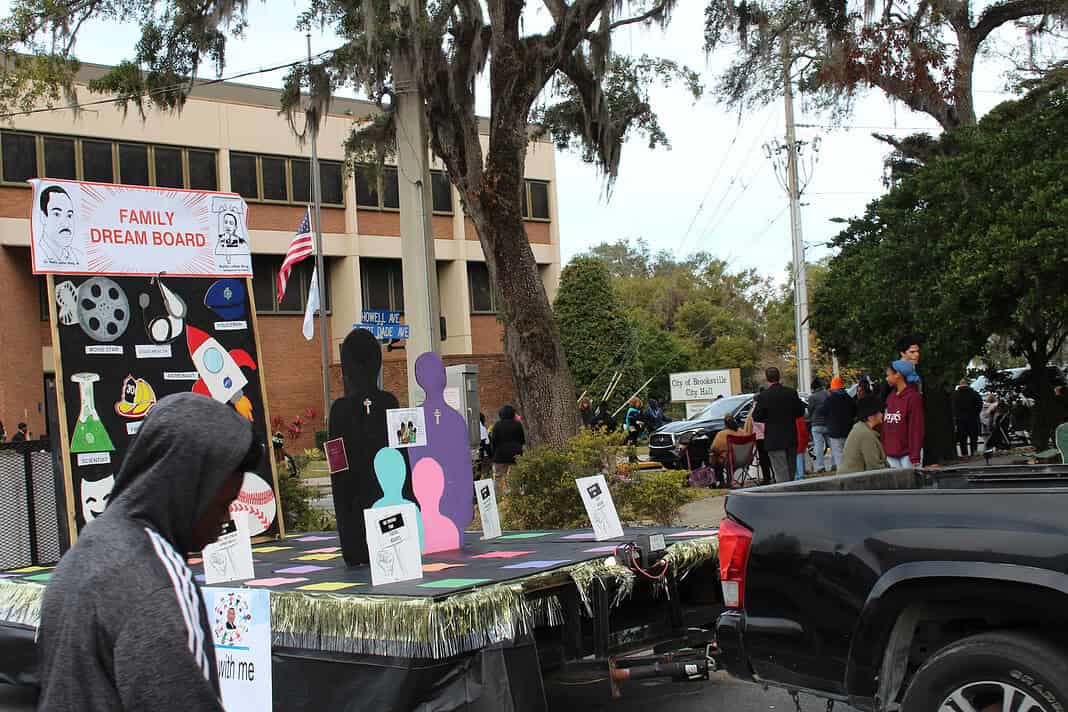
[303, 267, 320, 341]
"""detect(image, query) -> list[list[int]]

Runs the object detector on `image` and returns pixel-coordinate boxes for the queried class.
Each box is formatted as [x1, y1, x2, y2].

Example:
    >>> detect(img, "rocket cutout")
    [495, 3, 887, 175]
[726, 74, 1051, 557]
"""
[186, 325, 257, 420]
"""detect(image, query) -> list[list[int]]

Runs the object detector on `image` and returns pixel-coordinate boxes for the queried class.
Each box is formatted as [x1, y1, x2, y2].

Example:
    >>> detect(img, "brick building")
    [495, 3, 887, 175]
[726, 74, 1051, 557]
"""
[0, 62, 562, 447]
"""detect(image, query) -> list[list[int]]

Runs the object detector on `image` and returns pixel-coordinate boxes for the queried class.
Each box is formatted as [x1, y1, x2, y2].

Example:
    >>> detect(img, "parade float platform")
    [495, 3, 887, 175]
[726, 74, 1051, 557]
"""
[0, 527, 721, 711]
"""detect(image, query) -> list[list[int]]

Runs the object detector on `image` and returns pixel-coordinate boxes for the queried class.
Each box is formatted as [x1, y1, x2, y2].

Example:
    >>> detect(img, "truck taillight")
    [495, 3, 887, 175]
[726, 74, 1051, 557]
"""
[718, 517, 753, 609]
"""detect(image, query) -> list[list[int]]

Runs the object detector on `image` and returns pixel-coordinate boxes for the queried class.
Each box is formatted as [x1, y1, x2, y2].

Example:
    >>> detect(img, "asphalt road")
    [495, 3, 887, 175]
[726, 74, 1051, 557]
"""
[548, 672, 862, 712]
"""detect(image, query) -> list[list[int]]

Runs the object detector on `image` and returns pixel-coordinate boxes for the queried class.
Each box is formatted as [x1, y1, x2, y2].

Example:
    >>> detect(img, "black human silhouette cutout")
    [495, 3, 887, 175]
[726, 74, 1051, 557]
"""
[328, 329, 413, 566]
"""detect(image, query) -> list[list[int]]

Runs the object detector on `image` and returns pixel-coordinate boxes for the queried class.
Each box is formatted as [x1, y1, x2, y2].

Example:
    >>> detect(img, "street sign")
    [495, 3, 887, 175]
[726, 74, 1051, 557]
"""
[361, 310, 404, 325]
[355, 322, 411, 340]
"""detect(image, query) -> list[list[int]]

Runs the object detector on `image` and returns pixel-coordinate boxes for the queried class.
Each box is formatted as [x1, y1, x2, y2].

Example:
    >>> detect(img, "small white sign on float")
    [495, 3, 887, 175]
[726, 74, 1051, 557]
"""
[576, 475, 624, 541]
[203, 587, 272, 712]
[669, 369, 733, 402]
[202, 512, 255, 585]
[474, 479, 502, 540]
[364, 504, 423, 586]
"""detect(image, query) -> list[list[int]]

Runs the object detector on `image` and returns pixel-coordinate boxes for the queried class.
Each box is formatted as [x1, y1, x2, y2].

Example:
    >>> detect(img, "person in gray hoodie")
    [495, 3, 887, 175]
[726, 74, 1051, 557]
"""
[37, 393, 261, 712]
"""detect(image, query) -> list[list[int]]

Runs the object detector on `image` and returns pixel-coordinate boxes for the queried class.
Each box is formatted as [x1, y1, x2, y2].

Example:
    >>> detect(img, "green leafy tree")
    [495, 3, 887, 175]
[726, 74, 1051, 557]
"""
[553, 257, 640, 405]
[0, 0, 701, 448]
[813, 73, 1068, 449]
[703, 0, 1067, 136]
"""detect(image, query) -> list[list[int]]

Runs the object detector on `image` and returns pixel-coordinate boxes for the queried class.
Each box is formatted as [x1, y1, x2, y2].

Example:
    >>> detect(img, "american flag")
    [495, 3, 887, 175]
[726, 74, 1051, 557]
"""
[277, 208, 314, 303]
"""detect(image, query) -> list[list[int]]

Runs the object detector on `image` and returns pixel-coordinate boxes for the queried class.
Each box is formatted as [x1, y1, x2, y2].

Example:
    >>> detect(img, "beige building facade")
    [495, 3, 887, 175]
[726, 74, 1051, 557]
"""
[0, 62, 561, 445]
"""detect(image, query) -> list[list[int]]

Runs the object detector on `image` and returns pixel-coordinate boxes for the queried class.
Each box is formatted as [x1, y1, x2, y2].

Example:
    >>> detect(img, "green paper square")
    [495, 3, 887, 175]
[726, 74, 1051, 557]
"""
[498, 532, 549, 540]
[418, 578, 492, 589]
[24, 573, 51, 582]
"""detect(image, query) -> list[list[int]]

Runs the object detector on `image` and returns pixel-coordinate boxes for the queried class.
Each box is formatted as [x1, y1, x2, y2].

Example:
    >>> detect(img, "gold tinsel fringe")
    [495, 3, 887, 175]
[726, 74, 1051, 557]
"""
[0, 537, 718, 661]
[271, 583, 565, 658]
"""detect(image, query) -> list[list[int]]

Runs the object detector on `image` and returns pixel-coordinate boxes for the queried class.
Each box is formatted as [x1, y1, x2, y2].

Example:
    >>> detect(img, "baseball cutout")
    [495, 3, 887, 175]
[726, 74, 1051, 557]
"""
[230, 472, 277, 536]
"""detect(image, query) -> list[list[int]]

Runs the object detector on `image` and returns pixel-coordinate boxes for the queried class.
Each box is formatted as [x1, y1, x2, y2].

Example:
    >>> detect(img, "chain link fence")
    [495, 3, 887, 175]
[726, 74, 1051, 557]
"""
[0, 440, 64, 569]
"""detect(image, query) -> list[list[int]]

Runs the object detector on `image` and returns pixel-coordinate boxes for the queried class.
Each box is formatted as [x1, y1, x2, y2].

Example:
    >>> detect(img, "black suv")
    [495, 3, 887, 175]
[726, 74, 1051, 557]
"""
[648, 394, 755, 469]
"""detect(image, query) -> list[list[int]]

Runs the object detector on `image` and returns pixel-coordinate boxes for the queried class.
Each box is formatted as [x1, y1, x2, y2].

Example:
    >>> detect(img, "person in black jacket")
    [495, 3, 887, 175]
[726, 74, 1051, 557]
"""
[821, 377, 857, 469]
[490, 405, 525, 483]
[752, 367, 806, 483]
[589, 402, 617, 432]
[951, 379, 983, 456]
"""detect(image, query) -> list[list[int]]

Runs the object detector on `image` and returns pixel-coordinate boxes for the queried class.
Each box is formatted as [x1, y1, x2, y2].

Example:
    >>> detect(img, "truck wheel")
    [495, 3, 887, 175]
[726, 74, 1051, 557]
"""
[901, 631, 1068, 712]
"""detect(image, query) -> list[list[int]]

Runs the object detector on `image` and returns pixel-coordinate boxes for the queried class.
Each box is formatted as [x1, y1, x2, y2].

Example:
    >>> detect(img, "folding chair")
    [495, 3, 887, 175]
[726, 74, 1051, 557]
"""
[1057, 422, 1068, 464]
[726, 433, 758, 489]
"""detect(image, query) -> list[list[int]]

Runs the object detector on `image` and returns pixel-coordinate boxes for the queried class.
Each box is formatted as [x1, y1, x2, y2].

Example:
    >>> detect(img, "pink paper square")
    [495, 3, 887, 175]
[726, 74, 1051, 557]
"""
[244, 577, 308, 587]
[668, 530, 718, 538]
[470, 550, 535, 559]
[305, 546, 341, 554]
[563, 532, 597, 540]
[583, 546, 618, 553]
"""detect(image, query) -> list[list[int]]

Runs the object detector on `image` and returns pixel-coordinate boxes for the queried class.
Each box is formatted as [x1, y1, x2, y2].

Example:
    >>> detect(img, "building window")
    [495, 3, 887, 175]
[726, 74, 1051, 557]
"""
[228, 151, 343, 207]
[118, 143, 150, 186]
[153, 146, 183, 189]
[43, 137, 76, 180]
[0, 131, 220, 190]
[82, 140, 114, 183]
[187, 150, 217, 190]
[467, 262, 499, 314]
[354, 164, 400, 210]
[360, 258, 404, 312]
[252, 255, 331, 314]
[430, 170, 453, 214]
[1, 132, 37, 183]
[522, 180, 551, 220]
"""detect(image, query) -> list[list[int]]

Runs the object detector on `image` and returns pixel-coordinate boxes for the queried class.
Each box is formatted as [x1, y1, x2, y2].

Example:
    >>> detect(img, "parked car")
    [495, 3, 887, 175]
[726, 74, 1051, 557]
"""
[971, 365, 1065, 400]
[715, 464, 1068, 711]
[648, 394, 755, 469]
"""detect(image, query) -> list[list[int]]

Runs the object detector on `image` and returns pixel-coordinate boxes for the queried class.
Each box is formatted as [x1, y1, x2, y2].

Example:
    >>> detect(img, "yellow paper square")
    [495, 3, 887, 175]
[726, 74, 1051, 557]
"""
[9, 566, 53, 574]
[251, 546, 292, 553]
[295, 553, 343, 561]
[298, 582, 361, 592]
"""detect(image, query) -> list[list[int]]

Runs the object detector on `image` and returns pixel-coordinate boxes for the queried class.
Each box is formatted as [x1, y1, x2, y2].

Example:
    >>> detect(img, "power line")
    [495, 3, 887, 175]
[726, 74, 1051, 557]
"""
[795, 123, 934, 131]
[0, 50, 336, 120]
[675, 112, 751, 254]
[692, 109, 778, 244]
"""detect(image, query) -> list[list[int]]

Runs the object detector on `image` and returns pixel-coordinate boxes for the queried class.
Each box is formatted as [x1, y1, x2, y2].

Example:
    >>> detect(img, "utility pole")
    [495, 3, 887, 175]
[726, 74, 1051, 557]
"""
[390, 0, 441, 406]
[307, 34, 331, 423]
[782, 34, 813, 394]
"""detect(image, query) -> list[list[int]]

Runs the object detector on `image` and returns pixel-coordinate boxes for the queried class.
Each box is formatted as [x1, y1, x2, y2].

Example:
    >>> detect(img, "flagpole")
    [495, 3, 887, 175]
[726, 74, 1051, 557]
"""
[307, 33, 331, 426]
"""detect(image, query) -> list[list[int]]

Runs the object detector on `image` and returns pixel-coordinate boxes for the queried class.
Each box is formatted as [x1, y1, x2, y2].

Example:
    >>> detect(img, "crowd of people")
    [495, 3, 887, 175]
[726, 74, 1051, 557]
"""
[749, 336, 928, 483]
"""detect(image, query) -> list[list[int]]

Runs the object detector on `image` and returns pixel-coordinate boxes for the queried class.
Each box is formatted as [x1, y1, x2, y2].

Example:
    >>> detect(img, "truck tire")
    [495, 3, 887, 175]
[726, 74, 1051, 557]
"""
[900, 631, 1068, 712]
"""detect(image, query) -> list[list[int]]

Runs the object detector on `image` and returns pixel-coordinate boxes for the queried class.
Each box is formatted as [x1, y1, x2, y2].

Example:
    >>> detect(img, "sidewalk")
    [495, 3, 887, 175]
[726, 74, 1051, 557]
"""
[671, 449, 1042, 529]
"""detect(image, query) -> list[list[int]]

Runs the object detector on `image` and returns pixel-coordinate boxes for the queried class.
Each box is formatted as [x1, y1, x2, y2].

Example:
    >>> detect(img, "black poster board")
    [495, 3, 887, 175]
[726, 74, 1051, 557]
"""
[48, 274, 283, 540]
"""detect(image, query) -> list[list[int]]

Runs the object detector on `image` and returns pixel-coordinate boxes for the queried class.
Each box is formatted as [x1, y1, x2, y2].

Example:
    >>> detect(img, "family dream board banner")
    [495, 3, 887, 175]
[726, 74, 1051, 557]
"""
[34, 180, 279, 542]
[29, 178, 252, 277]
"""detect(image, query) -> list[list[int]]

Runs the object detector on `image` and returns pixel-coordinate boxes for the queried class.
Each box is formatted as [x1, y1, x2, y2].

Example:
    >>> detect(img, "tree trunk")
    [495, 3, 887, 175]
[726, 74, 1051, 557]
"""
[952, 34, 979, 127]
[1026, 348, 1055, 451]
[468, 199, 582, 448]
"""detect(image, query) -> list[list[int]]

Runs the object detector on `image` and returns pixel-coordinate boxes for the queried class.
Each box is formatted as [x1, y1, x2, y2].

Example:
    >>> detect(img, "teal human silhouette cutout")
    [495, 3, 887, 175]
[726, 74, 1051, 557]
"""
[371, 446, 423, 549]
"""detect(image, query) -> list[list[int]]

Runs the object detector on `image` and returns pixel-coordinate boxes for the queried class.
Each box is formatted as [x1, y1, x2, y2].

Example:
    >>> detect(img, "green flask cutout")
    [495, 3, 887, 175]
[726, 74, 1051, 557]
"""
[70, 373, 114, 454]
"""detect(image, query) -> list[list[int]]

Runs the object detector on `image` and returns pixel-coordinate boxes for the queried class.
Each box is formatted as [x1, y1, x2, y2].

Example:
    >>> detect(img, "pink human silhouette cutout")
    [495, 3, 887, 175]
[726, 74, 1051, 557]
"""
[411, 457, 461, 554]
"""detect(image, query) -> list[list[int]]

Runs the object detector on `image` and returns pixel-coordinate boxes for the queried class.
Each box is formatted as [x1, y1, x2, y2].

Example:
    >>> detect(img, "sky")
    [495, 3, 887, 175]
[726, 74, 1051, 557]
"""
[1, 0, 1022, 283]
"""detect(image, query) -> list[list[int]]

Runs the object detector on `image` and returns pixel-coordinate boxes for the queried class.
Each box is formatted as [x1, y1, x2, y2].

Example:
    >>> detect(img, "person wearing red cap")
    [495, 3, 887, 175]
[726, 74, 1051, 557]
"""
[823, 377, 857, 470]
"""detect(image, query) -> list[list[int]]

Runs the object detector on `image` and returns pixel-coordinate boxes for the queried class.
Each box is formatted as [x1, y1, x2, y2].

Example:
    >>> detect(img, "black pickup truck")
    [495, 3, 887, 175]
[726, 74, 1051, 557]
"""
[715, 465, 1068, 712]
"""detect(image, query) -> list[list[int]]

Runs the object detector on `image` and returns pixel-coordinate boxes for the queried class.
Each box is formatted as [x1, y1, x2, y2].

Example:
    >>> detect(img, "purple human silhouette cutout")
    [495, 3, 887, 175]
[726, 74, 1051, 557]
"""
[412, 457, 461, 553]
[408, 352, 473, 541]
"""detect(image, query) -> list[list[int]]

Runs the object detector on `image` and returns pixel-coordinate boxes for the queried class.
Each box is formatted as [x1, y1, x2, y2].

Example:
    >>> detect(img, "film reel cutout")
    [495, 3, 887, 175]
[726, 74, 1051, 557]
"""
[77, 277, 130, 343]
